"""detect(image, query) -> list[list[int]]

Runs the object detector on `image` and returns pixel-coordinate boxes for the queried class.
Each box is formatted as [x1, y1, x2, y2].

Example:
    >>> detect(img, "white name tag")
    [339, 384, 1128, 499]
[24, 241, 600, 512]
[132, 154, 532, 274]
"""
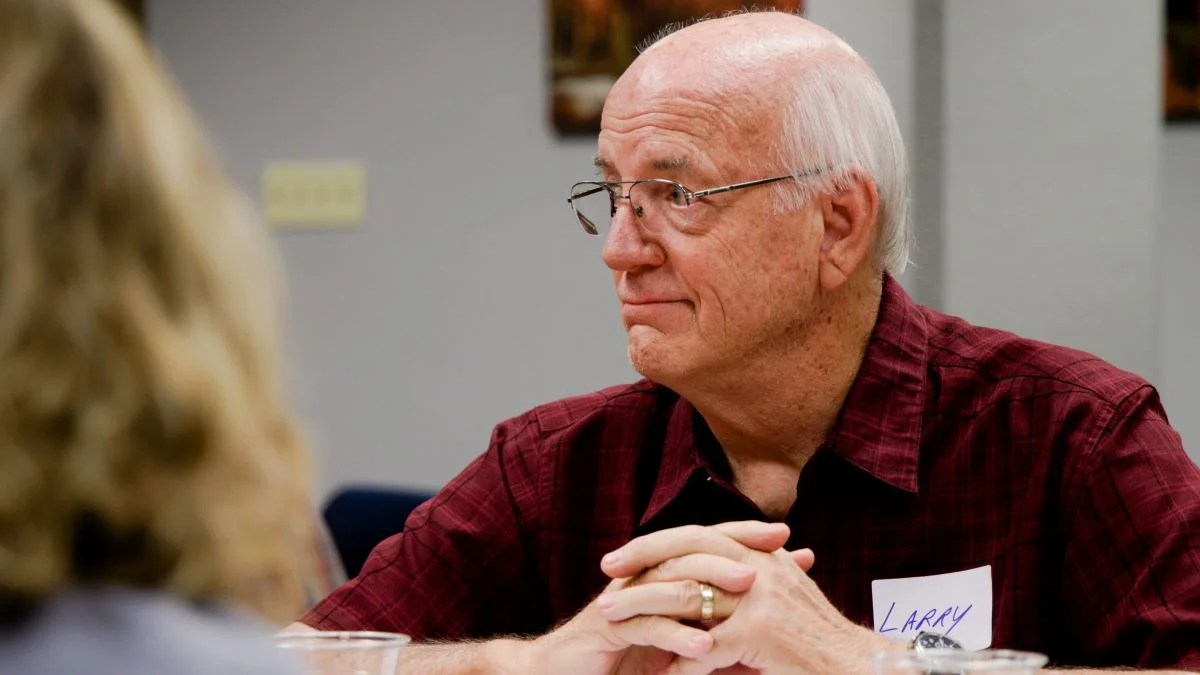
[871, 565, 993, 651]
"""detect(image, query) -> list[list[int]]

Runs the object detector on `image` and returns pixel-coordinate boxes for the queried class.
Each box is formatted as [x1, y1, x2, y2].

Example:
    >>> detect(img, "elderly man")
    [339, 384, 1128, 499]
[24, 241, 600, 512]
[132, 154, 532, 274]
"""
[293, 11, 1200, 674]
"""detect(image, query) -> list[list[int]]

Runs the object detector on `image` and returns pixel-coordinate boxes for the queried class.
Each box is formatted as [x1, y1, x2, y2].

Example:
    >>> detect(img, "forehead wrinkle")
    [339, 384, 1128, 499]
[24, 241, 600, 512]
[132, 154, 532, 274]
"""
[604, 87, 753, 137]
[601, 101, 762, 180]
[602, 62, 774, 181]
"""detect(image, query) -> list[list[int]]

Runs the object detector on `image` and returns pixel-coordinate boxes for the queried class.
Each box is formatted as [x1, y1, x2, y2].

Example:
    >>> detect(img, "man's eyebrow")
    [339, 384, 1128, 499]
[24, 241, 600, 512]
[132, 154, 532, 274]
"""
[591, 155, 691, 176]
[650, 156, 689, 172]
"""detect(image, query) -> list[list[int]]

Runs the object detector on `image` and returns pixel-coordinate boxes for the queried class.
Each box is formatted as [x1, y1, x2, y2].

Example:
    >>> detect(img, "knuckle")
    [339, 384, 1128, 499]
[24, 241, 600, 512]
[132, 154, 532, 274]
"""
[610, 615, 644, 639]
[654, 557, 676, 578]
[619, 615, 645, 631]
[631, 615, 676, 645]
[668, 623, 703, 650]
[677, 579, 702, 607]
[670, 622, 696, 643]
[680, 524, 709, 543]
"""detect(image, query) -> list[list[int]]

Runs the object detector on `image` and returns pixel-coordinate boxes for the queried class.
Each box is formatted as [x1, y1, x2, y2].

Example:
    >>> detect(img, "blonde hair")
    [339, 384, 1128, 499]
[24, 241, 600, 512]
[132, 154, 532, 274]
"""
[0, 0, 312, 624]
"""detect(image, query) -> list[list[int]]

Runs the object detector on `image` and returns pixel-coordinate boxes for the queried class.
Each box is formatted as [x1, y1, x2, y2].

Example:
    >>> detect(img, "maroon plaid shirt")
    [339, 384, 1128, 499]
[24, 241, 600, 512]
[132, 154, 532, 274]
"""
[304, 277, 1200, 670]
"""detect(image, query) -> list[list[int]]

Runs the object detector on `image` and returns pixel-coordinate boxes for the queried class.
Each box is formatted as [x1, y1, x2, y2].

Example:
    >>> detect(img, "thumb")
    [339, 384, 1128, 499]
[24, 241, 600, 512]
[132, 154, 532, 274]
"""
[789, 547, 815, 572]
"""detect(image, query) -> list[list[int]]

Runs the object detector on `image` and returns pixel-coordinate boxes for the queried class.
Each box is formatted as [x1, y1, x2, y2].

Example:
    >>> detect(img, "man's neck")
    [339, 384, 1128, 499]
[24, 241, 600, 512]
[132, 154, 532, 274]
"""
[683, 277, 883, 473]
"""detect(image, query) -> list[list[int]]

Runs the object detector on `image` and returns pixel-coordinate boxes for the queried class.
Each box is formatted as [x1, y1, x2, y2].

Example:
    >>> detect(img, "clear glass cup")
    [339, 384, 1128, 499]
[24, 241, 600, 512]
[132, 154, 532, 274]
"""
[275, 631, 411, 675]
[873, 649, 1048, 674]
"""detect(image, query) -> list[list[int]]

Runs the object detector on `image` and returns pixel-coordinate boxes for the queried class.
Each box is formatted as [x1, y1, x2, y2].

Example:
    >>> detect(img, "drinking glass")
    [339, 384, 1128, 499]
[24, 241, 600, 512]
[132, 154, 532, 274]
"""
[275, 631, 410, 675]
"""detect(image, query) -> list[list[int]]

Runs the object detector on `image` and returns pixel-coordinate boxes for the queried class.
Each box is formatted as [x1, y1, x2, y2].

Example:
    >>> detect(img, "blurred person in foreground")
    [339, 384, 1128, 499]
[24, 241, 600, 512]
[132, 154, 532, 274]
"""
[295, 9, 1200, 675]
[0, 0, 312, 673]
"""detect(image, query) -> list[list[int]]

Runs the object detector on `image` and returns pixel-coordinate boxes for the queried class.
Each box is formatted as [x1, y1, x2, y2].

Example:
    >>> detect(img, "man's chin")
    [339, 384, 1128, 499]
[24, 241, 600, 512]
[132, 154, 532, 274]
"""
[627, 330, 686, 383]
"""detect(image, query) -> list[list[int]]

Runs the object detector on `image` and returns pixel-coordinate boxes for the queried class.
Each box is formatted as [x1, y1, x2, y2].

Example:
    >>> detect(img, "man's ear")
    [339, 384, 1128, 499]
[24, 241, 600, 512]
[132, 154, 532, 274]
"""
[818, 169, 879, 291]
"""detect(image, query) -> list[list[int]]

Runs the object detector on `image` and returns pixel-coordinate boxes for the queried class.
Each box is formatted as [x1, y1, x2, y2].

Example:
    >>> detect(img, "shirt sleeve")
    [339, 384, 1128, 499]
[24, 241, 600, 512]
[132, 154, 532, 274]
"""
[1060, 385, 1200, 670]
[299, 414, 550, 640]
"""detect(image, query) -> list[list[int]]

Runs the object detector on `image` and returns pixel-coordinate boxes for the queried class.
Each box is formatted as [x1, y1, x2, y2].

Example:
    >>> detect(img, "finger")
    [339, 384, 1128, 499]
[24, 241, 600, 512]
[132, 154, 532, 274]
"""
[596, 579, 740, 623]
[664, 655, 734, 675]
[606, 615, 714, 659]
[662, 631, 743, 675]
[603, 522, 786, 577]
[636, 553, 757, 592]
[790, 547, 815, 572]
[711, 521, 791, 553]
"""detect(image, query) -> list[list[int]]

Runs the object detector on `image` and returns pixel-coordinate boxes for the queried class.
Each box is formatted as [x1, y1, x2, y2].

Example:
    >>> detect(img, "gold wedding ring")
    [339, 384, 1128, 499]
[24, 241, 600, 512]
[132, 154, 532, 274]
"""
[698, 582, 715, 623]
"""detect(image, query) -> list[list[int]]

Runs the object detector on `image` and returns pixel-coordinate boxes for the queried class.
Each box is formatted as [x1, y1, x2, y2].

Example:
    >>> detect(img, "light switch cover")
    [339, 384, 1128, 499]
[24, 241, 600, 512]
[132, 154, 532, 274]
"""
[262, 162, 365, 228]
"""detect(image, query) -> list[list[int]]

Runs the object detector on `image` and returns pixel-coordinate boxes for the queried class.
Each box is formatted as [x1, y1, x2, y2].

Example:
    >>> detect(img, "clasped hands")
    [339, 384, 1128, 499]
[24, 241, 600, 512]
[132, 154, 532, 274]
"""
[526, 521, 895, 675]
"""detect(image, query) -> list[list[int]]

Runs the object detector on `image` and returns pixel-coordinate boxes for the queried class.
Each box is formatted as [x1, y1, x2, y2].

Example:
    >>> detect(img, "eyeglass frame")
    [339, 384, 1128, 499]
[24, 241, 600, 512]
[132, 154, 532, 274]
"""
[567, 174, 803, 236]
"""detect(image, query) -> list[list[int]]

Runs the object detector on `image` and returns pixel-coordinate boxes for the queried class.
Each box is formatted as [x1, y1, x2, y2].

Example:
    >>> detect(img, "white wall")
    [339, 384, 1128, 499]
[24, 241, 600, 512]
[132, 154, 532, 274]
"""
[942, 0, 1162, 383]
[1161, 129, 1200, 458]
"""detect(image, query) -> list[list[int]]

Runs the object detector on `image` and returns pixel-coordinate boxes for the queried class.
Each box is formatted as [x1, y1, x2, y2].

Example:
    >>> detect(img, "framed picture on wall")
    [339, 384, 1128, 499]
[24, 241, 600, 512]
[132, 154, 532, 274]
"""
[550, 0, 805, 136]
[1166, 0, 1200, 122]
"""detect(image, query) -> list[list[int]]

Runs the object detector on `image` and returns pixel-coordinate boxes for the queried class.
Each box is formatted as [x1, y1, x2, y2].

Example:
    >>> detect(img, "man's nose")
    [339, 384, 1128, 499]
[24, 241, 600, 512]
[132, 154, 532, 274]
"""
[602, 198, 664, 272]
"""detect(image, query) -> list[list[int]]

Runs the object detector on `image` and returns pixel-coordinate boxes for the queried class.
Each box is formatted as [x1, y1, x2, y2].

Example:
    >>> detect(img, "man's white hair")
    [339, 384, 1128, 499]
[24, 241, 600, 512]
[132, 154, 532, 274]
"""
[642, 11, 913, 276]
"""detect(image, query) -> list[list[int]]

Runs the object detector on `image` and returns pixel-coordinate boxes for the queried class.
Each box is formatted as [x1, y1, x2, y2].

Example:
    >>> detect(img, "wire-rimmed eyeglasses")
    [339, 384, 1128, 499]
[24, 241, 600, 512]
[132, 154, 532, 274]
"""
[566, 174, 798, 236]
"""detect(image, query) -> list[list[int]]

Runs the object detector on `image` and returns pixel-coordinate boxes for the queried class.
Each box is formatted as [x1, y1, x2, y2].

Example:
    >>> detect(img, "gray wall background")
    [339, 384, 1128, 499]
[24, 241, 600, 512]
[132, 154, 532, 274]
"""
[148, 0, 1199, 499]
[942, 1, 1160, 382]
[1162, 131, 1200, 461]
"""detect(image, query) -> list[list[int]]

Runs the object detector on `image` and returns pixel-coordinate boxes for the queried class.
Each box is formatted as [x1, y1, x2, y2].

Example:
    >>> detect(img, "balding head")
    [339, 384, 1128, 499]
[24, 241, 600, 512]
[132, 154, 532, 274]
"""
[640, 11, 858, 67]
[604, 10, 912, 275]
[614, 13, 857, 130]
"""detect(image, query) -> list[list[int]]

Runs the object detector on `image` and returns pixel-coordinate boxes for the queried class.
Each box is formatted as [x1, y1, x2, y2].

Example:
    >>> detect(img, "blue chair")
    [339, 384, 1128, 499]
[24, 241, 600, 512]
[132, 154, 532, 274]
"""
[321, 485, 434, 578]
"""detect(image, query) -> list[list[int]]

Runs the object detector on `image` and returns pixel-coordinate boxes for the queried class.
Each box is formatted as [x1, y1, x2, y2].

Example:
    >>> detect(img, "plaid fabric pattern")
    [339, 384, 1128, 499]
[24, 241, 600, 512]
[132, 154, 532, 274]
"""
[303, 276, 1200, 670]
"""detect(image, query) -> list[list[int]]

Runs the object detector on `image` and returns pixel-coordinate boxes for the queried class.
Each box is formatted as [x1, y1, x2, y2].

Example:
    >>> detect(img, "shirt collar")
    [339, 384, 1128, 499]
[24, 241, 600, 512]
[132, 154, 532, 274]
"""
[639, 274, 930, 525]
[640, 397, 707, 527]
[825, 275, 928, 493]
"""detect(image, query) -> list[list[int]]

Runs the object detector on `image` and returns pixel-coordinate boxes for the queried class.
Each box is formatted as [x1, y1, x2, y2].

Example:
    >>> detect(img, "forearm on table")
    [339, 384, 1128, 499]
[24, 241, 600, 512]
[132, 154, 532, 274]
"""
[394, 639, 528, 675]
[283, 622, 530, 675]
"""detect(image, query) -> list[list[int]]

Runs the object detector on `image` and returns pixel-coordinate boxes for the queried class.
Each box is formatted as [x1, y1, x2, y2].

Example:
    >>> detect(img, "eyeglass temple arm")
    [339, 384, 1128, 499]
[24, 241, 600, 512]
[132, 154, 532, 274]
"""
[567, 184, 611, 204]
[691, 175, 796, 199]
